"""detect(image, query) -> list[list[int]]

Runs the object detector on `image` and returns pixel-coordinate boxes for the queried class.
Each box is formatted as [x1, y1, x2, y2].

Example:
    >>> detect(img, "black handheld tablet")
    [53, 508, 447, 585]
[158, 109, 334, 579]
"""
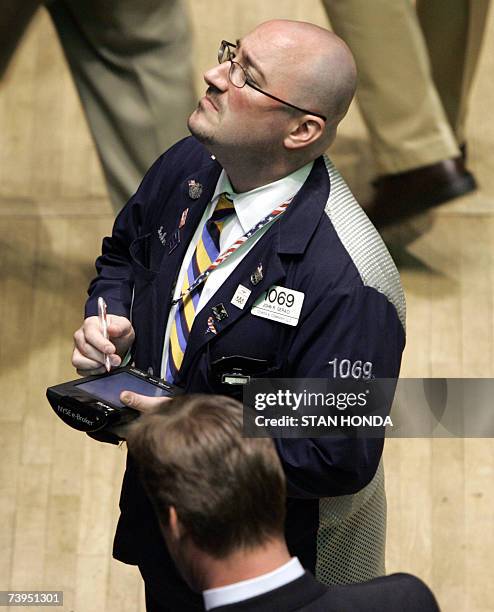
[46, 367, 182, 434]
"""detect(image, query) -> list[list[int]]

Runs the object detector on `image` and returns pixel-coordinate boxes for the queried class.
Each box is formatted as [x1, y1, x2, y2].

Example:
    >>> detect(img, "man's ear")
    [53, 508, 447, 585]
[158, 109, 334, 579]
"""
[284, 116, 325, 150]
[168, 505, 185, 540]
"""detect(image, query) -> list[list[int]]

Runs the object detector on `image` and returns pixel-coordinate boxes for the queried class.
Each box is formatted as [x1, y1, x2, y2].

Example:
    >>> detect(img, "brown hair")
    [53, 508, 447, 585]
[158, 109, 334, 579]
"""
[126, 394, 286, 558]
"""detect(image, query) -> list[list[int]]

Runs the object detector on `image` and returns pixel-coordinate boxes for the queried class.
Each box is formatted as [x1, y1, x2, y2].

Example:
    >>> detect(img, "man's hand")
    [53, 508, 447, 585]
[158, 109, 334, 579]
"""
[109, 392, 173, 439]
[72, 315, 135, 376]
[120, 392, 172, 414]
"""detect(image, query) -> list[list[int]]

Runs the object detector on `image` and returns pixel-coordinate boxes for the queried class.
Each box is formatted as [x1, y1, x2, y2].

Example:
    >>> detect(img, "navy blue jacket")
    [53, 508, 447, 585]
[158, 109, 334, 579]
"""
[209, 572, 439, 612]
[85, 137, 405, 602]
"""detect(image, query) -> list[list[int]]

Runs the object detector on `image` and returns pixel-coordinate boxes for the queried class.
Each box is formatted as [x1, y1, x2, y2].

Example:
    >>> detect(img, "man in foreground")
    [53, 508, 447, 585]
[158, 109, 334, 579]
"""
[72, 19, 406, 610]
[125, 394, 439, 611]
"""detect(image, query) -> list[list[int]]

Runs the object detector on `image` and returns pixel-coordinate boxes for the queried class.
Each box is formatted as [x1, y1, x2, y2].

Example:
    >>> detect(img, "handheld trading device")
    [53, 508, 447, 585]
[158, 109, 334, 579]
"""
[46, 367, 182, 434]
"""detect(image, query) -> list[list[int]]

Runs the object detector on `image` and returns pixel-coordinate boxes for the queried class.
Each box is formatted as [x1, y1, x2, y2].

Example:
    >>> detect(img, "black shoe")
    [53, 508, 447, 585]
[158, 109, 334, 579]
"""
[365, 157, 477, 228]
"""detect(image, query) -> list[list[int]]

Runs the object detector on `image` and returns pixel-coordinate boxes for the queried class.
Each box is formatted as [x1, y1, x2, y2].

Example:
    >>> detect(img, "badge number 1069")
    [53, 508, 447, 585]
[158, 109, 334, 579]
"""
[251, 285, 305, 326]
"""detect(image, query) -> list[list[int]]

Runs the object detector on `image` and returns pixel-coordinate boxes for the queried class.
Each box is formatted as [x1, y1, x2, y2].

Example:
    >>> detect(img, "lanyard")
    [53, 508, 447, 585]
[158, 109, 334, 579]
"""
[171, 197, 293, 305]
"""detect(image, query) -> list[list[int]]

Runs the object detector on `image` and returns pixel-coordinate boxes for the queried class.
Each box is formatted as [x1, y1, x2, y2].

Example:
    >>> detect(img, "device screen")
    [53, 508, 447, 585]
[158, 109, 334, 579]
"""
[76, 372, 172, 408]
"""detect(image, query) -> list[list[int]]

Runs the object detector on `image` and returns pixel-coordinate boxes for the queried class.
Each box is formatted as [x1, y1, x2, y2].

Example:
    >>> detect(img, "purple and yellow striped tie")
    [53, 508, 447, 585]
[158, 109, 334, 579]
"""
[166, 194, 235, 382]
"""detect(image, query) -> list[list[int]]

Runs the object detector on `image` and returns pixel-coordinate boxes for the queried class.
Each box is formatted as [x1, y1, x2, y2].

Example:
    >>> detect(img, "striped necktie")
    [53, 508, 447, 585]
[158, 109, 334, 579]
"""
[166, 194, 235, 382]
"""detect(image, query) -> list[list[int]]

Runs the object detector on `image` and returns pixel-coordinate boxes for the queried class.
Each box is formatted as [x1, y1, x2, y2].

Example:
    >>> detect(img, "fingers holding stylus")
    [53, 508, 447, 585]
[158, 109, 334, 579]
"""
[72, 316, 122, 375]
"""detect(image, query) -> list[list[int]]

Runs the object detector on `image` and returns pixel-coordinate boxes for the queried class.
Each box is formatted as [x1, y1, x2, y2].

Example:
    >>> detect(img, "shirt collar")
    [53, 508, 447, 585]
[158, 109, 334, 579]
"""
[211, 162, 314, 234]
[202, 557, 305, 611]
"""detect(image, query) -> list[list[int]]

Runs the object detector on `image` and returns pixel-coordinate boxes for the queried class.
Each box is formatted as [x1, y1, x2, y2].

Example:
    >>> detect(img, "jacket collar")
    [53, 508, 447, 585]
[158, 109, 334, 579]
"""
[208, 571, 327, 612]
[174, 152, 330, 262]
[276, 155, 330, 255]
[214, 162, 314, 234]
[203, 558, 305, 611]
[175, 154, 329, 258]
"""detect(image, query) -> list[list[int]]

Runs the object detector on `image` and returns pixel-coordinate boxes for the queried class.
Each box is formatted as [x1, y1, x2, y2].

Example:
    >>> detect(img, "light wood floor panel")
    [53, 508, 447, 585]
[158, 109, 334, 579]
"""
[385, 439, 433, 581]
[77, 442, 125, 557]
[106, 557, 145, 612]
[460, 219, 493, 376]
[431, 439, 466, 610]
[74, 553, 111, 612]
[10, 464, 51, 589]
[1, 2, 494, 611]
[425, 219, 463, 378]
[43, 496, 80, 607]
[464, 439, 494, 611]
[0, 219, 38, 425]
[0, 423, 22, 586]
[50, 423, 85, 498]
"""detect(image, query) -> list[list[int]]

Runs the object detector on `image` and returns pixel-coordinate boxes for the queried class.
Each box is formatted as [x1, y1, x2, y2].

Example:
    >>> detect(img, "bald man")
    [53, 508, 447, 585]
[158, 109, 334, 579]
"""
[72, 20, 406, 611]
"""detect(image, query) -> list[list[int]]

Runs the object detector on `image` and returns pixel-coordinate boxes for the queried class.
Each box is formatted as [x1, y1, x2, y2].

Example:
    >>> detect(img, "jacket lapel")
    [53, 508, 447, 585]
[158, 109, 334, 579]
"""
[153, 160, 222, 365]
[159, 162, 223, 275]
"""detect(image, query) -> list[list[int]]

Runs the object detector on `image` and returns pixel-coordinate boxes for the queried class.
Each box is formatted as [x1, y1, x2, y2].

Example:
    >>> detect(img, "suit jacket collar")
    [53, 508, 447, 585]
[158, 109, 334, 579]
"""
[277, 155, 330, 255]
[214, 162, 314, 235]
[208, 572, 327, 612]
[177, 154, 330, 250]
[173, 153, 329, 262]
[203, 557, 305, 611]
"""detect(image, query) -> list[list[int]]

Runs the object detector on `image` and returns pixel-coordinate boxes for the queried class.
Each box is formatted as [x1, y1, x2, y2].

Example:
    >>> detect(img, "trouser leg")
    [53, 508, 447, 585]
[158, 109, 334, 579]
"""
[0, 0, 41, 77]
[417, 0, 491, 145]
[46, 0, 196, 211]
[322, 0, 459, 174]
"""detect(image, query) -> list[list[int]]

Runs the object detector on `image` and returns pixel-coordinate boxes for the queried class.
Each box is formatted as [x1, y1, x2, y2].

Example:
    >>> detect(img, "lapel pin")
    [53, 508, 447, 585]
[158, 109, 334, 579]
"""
[250, 263, 263, 286]
[188, 179, 203, 200]
[157, 226, 167, 246]
[179, 208, 189, 228]
[231, 284, 251, 310]
[206, 316, 218, 335]
[212, 303, 228, 321]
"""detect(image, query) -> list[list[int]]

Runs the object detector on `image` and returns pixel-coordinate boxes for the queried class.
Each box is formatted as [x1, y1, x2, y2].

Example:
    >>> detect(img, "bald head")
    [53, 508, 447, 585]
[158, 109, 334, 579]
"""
[188, 19, 357, 189]
[249, 20, 357, 145]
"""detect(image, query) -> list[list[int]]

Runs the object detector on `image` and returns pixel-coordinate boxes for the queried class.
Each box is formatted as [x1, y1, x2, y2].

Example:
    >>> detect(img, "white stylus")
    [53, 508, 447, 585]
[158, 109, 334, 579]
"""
[97, 297, 111, 373]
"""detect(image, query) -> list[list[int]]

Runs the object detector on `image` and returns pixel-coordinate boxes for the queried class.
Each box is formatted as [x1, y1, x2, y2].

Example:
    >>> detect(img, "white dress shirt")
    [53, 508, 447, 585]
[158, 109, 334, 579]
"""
[202, 557, 305, 611]
[160, 162, 313, 379]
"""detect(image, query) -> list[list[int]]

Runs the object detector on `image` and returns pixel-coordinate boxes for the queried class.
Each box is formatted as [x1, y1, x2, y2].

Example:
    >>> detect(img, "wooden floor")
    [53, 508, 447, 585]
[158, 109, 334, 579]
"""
[1, 2, 493, 611]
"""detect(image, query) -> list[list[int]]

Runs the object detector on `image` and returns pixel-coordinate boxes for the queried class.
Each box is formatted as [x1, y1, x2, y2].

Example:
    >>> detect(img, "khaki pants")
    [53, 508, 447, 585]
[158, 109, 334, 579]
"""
[323, 0, 490, 174]
[1, 0, 196, 210]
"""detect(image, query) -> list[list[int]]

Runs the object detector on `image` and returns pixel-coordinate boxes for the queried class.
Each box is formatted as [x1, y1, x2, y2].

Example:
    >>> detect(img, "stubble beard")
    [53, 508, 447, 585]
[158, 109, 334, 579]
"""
[187, 109, 215, 145]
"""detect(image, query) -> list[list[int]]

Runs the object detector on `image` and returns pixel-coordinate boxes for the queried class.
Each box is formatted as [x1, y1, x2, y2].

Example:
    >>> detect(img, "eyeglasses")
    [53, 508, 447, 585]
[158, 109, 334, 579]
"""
[217, 40, 327, 122]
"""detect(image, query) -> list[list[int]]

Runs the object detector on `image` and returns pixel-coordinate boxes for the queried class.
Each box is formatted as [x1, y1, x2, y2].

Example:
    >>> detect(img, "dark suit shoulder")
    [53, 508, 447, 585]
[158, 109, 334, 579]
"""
[316, 572, 440, 612]
[152, 135, 215, 183]
[282, 155, 405, 331]
[131, 135, 219, 227]
[209, 572, 439, 612]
